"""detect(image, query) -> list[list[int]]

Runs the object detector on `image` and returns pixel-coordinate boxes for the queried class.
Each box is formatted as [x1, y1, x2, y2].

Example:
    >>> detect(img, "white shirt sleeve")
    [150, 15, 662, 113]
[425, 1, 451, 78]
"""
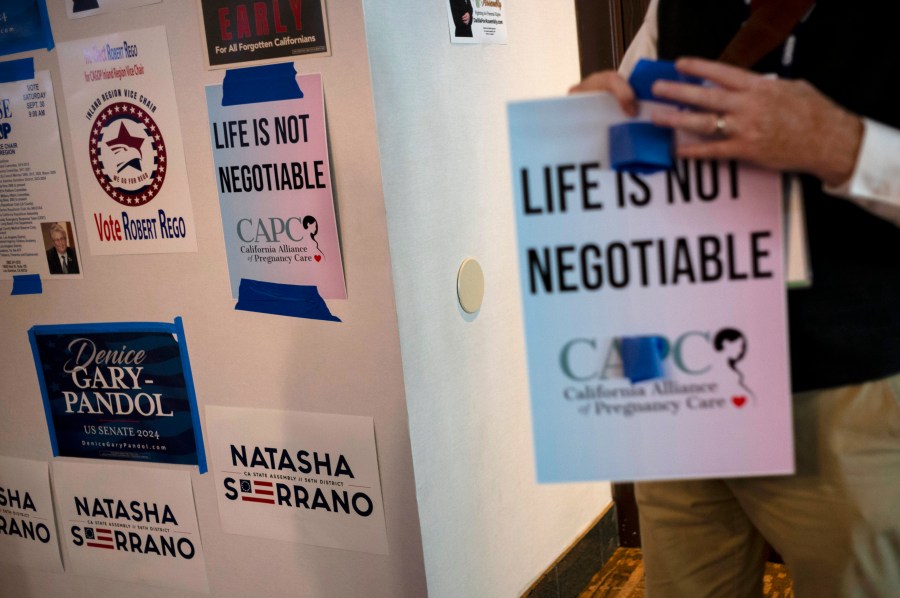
[824, 118, 900, 227]
[617, 0, 659, 77]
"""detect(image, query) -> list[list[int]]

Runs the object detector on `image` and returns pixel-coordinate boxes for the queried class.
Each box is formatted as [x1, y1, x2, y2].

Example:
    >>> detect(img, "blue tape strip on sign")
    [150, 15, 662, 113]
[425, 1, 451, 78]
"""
[173, 316, 208, 474]
[620, 336, 667, 384]
[221, 62, 303, 106]
[27, 327, 59, 456]
[37, 0, 53, 52]
[11, 273, 42, 295]
[609, 122, 673, 174]
[235, 279, 341, 322]
[0, 57, 34, 84]
[628, 58, 703, 105]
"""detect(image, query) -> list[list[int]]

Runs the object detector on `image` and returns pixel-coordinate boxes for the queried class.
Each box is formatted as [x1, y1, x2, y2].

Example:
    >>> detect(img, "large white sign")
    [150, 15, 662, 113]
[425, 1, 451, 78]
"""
[52, 461, 209, 593]
[508, 93, 794, 482]
[57, 26, 197, 255]
[0, 456, 63, 572]
[0, 70, 82, 280]
[206, 406, 389, 554]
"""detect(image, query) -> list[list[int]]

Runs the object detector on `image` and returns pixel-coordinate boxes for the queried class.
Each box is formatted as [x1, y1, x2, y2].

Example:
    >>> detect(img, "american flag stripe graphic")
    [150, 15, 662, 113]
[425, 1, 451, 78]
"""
[87, 528, 114, 549]
[241, 480, 275, 504]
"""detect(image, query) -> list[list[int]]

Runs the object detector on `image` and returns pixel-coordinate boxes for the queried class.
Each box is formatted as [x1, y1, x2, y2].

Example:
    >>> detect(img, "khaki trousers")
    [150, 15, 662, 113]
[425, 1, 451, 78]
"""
[635, 375, 900, 597]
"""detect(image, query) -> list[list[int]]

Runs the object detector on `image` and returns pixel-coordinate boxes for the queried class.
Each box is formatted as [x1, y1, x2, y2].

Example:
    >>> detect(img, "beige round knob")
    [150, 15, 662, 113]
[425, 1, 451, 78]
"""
[457, 258, 484, 314]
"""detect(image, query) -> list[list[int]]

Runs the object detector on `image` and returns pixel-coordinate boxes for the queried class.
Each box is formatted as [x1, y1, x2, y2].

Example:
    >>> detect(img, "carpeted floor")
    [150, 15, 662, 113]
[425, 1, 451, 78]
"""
[578, 547, 794, 597]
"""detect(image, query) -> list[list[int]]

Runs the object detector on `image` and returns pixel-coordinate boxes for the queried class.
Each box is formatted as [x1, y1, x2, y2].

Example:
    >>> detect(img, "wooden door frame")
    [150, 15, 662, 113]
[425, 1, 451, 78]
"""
[573, 0, 652, 547]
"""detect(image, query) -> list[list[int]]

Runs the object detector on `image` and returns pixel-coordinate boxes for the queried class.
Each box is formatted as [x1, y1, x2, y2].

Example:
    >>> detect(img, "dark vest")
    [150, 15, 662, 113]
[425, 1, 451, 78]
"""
[658, 0, 900, 391]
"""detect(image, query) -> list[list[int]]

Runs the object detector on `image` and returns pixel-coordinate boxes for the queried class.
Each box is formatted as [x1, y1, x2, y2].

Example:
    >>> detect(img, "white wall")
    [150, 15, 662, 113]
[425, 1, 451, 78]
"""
[363, 2, 614, 596]
[0, 1, 426, 596]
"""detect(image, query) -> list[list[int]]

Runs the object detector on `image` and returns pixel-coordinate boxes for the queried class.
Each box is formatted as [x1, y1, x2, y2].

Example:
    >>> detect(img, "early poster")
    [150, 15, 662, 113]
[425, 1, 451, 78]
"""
[200, 0, 330, 68]
[53, 461, 209, 593]
[0, 1, 53, 57]
[57, 26, 197, 255]
[28, 319, 207, 472]
[446, 0, 508, 45]
[207, 69, 346, 299]
[67, 0, 162, 20]
[206, 406, 389, 554]
[0, 66, 82, 280]
[0, 456, 63, 572]
[508, 93, 793, 482]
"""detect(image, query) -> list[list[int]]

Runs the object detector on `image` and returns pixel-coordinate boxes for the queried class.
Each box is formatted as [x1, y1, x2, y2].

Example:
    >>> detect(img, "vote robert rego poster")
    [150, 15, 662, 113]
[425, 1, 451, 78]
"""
[508, 93, 794, 482]
[57, 26, 197, 256]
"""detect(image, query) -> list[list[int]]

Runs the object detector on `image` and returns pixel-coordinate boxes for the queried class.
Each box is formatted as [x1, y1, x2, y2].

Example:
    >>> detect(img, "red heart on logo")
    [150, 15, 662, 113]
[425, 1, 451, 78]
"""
[314, 255, 321, 262]
[732, 396, 747, 408]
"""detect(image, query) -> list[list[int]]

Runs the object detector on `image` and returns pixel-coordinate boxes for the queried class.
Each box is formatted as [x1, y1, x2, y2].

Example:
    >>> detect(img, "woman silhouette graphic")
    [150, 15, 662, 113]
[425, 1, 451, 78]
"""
[302, 215, 323, 260]
[713, 327, 755, 401]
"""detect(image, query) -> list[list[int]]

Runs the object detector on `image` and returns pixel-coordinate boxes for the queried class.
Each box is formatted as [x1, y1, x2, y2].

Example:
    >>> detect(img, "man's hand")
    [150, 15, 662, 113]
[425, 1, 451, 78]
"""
[462, 12, 471, 25]
[650, 58, 863, 186]
[569, 70, 638, 117]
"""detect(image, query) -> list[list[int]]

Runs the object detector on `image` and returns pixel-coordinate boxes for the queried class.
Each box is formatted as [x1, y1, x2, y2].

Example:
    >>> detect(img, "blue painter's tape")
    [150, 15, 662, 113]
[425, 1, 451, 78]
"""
[37, 0, 53, 52]
[27, 328, 58, 456]
[609, 122, 673, 174]
[222, 62, 303, 106]
[173, 316, 207, 474]
[0, 57, 34, 83]
[11, 273, 42, 295]
[620, 336, 667, 384]
[235, 279, 341, 322]
[628, 59, 703, 105]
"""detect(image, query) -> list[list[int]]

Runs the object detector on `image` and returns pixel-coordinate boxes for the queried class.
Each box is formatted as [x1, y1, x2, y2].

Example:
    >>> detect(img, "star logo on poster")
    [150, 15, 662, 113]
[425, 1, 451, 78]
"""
[89, 100, 167, 207]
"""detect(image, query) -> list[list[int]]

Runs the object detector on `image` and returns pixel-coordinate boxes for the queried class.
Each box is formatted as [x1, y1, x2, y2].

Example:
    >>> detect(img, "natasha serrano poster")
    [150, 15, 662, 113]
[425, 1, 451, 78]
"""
[200, 0, 330, 68]
[28, 319, 206, 472]
[57, 26, 197, 255]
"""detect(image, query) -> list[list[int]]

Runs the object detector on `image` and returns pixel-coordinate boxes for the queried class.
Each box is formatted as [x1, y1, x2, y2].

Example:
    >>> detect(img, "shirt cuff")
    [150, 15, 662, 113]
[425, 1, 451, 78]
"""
[825, 118, 900, 206]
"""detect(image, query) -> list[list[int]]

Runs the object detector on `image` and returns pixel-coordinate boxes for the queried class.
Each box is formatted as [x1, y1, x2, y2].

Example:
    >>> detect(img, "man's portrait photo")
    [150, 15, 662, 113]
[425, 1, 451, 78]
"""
[42, 222, 80, 275]
[449, 0, 474, 38]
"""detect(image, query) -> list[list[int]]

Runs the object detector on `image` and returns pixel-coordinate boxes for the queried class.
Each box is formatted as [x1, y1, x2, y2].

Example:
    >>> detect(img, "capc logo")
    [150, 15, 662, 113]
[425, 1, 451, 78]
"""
[560, 329, 749, 381]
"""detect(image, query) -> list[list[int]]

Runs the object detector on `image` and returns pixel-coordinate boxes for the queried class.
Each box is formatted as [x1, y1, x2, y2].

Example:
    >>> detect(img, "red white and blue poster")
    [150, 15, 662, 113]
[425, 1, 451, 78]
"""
[28, 318, 207, 472]
[207, 67, 346, 299]
[0, 456, 63, 572]
[206, 406, 389, 554]
[508, 93, 793, 482]
[56, 26, 197, 255]
[53, 460, 209, 593]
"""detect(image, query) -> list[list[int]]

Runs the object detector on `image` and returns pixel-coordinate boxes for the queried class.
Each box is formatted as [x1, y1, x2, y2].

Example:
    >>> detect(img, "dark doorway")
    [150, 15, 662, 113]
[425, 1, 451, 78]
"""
[573, 0, 652, 548]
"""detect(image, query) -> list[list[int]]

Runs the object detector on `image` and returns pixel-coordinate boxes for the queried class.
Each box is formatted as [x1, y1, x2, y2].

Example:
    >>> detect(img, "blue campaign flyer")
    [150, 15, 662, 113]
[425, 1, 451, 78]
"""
[0, 0, 54, 57]
[28, 318, 207, 472]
